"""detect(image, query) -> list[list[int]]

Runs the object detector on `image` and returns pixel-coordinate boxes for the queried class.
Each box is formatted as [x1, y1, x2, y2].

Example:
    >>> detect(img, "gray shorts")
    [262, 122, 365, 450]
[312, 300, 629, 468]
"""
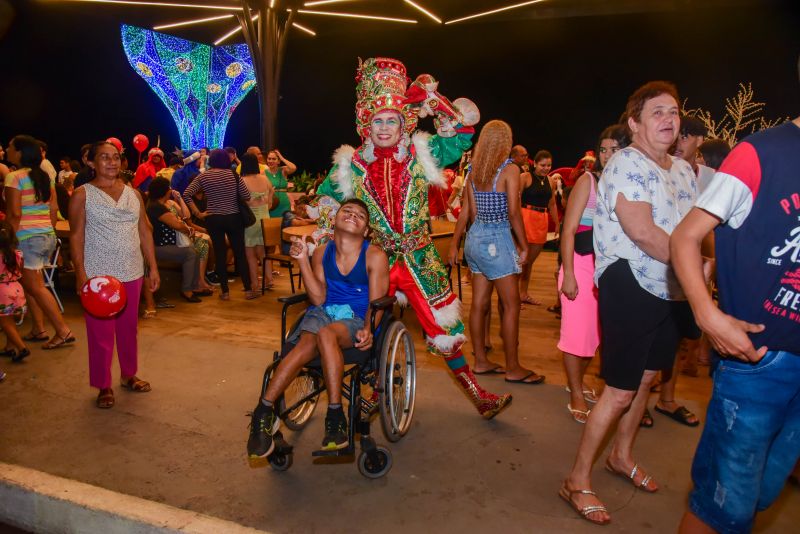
[287, 306, 365, 345]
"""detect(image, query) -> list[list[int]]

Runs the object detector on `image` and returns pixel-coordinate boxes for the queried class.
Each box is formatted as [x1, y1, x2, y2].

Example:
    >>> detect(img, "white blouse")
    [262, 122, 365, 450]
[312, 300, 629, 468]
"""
[83, 183, 144, 282]
[593, 147, 697, 300]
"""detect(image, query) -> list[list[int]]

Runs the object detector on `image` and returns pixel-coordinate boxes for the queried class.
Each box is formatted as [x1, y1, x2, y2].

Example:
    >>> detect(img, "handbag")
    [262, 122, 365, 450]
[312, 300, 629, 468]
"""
[573, 229, 594, 255]
[236, 176, 257, 227]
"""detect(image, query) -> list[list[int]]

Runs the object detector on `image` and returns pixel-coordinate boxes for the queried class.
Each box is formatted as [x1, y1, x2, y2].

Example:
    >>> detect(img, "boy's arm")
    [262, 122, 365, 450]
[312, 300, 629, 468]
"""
[291, 239, 327, 306]
[354, 245, 390, 350]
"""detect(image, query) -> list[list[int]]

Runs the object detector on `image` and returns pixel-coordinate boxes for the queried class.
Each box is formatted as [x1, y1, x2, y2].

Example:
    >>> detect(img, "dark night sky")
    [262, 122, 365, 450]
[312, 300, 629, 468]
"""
[2, 0, 800, 173]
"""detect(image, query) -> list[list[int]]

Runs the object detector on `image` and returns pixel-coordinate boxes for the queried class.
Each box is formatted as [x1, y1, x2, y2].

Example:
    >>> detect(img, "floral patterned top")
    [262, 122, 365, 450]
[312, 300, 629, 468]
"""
[594, 147, 697, 300]
[0, 249, 26, 316]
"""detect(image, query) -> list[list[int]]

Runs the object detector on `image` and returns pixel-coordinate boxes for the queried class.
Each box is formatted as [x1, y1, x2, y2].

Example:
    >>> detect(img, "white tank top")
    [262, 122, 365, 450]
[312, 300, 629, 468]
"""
[83, 183, 144, 282]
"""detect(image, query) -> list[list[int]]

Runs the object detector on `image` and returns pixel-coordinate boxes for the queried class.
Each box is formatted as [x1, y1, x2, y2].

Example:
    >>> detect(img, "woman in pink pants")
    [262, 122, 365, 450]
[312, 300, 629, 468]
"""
[69, 141, 160, 409]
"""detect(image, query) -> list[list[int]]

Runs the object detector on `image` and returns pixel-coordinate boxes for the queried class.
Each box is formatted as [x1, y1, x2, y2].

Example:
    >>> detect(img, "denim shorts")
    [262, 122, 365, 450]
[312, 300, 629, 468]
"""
[464, 220, 521, 281]
[287, 305, 365, 345]
[689, 350, 800, 534]
[18, 233, 56, 271]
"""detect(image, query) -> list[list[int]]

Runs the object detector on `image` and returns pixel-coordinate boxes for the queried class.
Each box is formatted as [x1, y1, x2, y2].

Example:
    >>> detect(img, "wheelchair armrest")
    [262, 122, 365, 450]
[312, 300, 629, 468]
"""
[369, 295, 396, 312]
[278, 293, 310, 306]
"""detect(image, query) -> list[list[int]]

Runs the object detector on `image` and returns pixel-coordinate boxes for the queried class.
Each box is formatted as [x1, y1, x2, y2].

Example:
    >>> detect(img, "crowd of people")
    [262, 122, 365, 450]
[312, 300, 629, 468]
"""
[2, 53, 799, 534]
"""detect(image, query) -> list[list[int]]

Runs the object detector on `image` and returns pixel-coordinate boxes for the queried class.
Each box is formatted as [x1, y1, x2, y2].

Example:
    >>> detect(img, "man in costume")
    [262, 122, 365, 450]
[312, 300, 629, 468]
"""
[316, 57, 511, 419]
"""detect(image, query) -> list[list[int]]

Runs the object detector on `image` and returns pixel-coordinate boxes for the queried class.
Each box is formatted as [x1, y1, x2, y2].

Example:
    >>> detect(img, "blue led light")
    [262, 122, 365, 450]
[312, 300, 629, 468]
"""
[121, 24, 256, 149]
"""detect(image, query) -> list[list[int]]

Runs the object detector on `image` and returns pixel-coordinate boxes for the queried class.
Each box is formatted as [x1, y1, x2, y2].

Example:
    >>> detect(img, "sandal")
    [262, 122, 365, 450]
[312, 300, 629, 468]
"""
[42, 331, 76, 350]
[640, 408, 654, 428]
[121, 376, 151, 392]
[654, 403, 700, 427]
[245, 290, 261, 300]
[547, 304, 561, 314]
[142, 309, 157, 319]
[565, 385, 599, 404]
[567, 403, 590, 424]
[558, 483, 610, 525]
[505, 371, 545, 385]
[96, 388, 115, 409]
[219, 292, 230, 301]
[605, 460, 658, 492]
[473, 363, 506, 375]
[23, 330, 49, 342]
[11, 348, 31, 363]
[520, 295, 541, 305]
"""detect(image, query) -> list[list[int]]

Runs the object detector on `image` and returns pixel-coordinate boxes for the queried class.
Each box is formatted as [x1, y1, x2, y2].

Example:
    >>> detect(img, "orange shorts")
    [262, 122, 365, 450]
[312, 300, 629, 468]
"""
[521, 208, 549, 244]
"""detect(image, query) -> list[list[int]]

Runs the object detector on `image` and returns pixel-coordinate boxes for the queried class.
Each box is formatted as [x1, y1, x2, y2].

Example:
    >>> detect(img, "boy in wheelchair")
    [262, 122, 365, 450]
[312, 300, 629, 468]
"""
[248, 198, 389, 458]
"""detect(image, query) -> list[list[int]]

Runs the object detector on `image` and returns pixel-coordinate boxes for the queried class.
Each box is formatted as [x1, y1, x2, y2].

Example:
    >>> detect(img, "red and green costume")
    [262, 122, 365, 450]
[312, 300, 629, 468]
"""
[316, 57, 510, 419]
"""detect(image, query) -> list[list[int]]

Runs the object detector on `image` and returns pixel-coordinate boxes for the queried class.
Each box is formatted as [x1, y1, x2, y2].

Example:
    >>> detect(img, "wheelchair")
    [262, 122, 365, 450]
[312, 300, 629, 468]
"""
[257, 292, 416, 478]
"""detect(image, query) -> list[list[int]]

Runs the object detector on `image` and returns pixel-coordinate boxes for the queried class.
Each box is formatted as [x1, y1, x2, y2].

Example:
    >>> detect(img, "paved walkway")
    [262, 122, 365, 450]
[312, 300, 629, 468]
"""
[0, 274, 797, 533]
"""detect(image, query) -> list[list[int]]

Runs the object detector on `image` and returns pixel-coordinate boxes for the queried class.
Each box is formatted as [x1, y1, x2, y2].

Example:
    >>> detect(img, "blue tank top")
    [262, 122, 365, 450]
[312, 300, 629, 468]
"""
[471, 159, 511, 223]
[322, 240, 370, 320]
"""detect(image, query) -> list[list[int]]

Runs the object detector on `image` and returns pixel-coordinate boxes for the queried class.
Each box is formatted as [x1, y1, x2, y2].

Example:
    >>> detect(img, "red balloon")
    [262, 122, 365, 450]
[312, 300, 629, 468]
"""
[132, 134, 149, 153]
[106, 137, 123, 153]
[80, 276, 127, 318]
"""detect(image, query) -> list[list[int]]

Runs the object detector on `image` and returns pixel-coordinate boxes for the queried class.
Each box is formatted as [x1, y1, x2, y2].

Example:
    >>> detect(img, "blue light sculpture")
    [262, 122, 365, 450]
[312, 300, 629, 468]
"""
[121, 24, 256, 149]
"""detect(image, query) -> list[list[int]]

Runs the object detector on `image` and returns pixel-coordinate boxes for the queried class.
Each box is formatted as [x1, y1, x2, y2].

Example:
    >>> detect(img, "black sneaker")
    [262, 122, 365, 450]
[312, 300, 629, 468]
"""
[247, 405, 280, 458]
[321, 409, 349, 451]
[205, 272, 221, 286]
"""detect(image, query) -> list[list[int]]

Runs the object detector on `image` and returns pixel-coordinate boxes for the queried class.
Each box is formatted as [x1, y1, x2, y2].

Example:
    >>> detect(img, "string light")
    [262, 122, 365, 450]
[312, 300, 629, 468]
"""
[402, 0, 441, 24]
[121, 24, 256, 149]
[214, 14, 259, 45]
[153, 14, 234, 31]
[304, 0, 358, 6]
[295, 9, 417, 24]
[49, 0, 241, 10]
[292, 22, 317, 36]
[445, 0, 549, 25]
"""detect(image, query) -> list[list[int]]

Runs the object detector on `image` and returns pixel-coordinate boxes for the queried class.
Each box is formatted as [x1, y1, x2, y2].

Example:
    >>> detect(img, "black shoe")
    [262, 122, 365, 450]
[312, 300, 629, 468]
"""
[205, 272, 221, 286]
[11, 348, 31, 363]
[321, 409, 349, 451]
[247, 405, 280, 458]
[181, 293, 202, 303]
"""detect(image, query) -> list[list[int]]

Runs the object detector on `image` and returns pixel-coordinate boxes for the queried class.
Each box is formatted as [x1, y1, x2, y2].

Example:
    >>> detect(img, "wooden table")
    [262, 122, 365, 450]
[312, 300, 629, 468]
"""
[281, 224, 316, 242]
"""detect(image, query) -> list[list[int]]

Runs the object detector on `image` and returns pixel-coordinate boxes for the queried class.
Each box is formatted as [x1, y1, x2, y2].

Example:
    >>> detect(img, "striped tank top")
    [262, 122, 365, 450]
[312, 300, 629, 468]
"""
[6, 169, 55, 241]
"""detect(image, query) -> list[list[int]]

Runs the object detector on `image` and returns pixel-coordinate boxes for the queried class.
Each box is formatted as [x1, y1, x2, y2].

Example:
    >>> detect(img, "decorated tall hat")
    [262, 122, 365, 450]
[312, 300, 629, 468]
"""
[355, 57, 418, 139]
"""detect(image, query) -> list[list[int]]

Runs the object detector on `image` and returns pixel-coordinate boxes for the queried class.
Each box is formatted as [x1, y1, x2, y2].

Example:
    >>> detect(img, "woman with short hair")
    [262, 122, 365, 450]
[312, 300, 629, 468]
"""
[560, 82, 698, 525]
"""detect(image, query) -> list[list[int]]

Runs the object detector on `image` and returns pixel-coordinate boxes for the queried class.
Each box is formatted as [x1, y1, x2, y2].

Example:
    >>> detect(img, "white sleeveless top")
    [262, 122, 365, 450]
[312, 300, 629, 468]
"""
[83, 183, 144, 282]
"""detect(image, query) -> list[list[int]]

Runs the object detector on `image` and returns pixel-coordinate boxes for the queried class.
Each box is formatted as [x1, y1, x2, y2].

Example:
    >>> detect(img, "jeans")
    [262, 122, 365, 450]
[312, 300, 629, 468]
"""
[464, 220, 521, 281]
[689, 350, 800, 534]
[205, 213, 251, 292]
[154, 245, 198, 293]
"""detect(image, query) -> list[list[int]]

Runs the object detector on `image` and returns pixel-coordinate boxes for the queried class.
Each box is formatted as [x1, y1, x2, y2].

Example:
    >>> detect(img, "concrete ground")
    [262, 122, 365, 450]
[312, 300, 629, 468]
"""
[0, 262, 798, 533]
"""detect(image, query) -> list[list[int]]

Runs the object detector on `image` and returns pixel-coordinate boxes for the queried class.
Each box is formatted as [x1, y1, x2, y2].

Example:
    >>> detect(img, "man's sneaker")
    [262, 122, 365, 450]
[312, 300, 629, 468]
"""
[321, 409, 349, 451]
[247, 405, 280, 458]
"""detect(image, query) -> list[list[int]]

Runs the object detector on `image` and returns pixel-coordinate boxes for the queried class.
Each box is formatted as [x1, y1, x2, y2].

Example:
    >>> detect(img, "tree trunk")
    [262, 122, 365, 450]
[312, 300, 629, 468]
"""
[238, 1, 292, 150]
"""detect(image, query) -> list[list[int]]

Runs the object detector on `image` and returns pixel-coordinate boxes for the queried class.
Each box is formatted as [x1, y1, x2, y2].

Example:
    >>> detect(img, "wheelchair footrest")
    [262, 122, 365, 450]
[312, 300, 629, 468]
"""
[273, 432, 293, 455]
[311, 445, 355, 458]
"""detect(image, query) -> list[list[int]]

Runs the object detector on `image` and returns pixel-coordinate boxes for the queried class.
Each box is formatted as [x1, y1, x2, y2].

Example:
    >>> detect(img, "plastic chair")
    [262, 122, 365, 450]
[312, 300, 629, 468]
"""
[43, 238, 64, 312]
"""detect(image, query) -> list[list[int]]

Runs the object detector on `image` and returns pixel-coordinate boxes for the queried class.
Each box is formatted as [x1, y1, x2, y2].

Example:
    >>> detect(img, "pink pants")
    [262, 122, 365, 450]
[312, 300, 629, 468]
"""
[85, 278, 143, 389]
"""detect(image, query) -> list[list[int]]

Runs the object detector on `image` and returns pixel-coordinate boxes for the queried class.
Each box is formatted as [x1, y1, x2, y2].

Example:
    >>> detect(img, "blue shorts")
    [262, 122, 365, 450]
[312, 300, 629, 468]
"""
[287, 305, 365, 345]
[18, 233, 56, 271]
[689, 350, 800, 534]
[464, 220, 520, 281]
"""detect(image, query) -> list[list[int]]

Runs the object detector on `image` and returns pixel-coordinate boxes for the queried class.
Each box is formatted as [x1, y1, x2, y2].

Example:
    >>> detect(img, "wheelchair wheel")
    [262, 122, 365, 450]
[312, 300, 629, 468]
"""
[378, 320, 416, 443]
[268, 451, 293, 472]
[357, 446, 392, 479]
[279, 374, 320, 431]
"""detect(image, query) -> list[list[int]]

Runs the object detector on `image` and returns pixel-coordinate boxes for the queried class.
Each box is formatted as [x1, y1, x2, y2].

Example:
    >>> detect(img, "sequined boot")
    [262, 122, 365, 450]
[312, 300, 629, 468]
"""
[454, 369, 512, 419]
